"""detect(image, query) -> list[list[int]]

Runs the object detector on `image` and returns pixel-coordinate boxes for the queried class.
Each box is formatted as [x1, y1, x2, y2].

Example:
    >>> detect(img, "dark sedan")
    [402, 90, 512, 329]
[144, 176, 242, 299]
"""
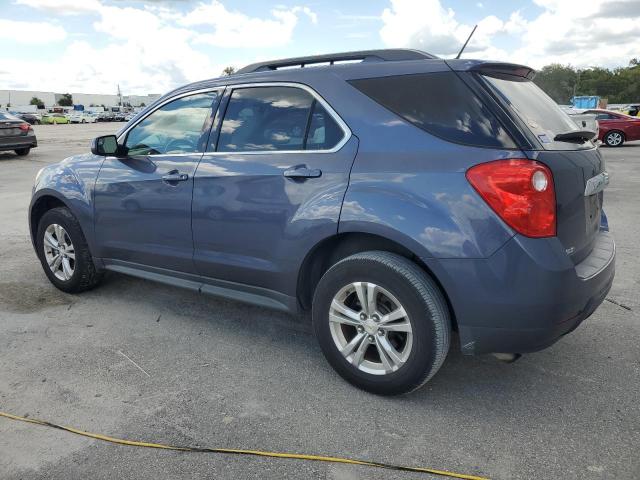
[12, 112, 41, 125]
[0, 112, 37, 156]
[584, 109, 640, 146]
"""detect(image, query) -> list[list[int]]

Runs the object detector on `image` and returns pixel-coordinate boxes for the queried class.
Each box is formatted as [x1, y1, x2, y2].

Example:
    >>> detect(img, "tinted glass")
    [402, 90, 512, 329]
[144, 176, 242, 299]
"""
[305, 101, 344, 150]
[125, 92, 217, 156]
[482, 75, 581, 144]
[350, 72, 515, 148]
[0, 112, 19, 121]
[217, 87, 313, 152]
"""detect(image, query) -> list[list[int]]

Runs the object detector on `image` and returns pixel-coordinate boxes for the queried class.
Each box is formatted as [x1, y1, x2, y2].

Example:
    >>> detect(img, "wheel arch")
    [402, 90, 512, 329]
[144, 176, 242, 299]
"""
[296, 232, 458, 331]
[29, 193, 70, 246]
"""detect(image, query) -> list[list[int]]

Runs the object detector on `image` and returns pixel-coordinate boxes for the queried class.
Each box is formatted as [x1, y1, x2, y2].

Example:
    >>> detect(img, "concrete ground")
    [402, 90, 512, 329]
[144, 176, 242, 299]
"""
[0, 123, 638, 480]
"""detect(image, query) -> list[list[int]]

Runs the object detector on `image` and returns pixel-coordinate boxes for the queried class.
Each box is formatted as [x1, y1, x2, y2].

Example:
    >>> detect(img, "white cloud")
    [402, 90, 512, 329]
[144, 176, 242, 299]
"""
[3, 0, 317, 94]
[512, 0, 640, 68]
[14, 0, 102, 15]
[180, 1, 317, 48]
[0, 18, 66, 43]
[379, 0, 640, 69]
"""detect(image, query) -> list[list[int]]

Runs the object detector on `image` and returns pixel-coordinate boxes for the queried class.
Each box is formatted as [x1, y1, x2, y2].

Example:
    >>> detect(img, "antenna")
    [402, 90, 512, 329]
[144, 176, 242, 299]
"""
[455, 25, 477, 59]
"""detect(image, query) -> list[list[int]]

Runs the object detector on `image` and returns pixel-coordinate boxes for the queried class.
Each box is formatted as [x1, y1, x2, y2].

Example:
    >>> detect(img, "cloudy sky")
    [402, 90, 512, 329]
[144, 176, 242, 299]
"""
[1, 0, 639, 95]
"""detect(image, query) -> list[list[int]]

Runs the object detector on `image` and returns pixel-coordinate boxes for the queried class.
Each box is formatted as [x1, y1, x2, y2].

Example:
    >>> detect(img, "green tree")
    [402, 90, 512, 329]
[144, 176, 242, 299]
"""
[534, 60, 640, 105]
[58, 93, 73, 106]
[221, 66, 236, 76]
[30, 97, 45, 108]
[533, 64, 578, 104]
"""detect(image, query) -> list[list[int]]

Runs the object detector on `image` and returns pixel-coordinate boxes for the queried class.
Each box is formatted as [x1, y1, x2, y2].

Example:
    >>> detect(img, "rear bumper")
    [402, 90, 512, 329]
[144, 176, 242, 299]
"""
[424, 230, 615, 355]
[0, 134, 37, 151]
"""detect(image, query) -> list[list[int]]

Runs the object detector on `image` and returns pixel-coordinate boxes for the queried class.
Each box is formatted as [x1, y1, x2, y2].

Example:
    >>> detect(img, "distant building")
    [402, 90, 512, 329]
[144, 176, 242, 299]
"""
[0, 89, 160, 111]
[0, 90, 56, 108]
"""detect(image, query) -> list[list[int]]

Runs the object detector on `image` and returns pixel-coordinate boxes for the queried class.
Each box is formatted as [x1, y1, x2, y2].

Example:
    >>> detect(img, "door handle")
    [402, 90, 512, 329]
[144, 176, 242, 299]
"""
[162, 172, 189, 183]
[283, 166, 322, 179]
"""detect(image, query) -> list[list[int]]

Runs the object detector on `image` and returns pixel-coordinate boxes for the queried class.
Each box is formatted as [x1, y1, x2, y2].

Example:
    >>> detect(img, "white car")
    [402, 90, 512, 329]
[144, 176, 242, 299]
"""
[69, 112, 98, 124]
[560, 107, 599, 139]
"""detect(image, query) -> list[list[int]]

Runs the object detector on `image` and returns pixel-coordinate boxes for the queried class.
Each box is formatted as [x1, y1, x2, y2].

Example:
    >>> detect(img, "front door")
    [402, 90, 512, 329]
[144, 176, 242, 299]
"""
[94, 90, 220, 273]
[192, 84, 357, 295]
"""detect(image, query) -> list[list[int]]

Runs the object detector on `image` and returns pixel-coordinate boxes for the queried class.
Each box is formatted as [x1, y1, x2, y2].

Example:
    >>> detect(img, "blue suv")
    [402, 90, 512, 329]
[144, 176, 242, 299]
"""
[30, 50, 615, 395]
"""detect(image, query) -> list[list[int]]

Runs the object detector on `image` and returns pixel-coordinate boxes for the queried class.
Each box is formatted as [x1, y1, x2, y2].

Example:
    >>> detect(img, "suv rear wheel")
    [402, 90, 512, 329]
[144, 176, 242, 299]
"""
[15, 148, 30, 156]
[36, 207, 103, 293]
[312, 251, 450, 395]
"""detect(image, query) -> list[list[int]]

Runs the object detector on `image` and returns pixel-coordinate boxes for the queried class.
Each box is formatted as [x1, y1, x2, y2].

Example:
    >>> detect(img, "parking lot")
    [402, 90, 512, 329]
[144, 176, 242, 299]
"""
[0, 124, 638, 479]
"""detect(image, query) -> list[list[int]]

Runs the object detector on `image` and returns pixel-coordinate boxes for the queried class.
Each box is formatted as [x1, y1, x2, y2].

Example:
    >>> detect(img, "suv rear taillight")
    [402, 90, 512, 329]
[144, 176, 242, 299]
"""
[19, 123, 30, 132]
[466, 159, 556, 238]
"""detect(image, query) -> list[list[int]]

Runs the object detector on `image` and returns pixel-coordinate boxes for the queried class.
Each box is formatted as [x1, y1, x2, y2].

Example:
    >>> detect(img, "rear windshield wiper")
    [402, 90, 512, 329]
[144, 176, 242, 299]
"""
[553, 130, 595, 143]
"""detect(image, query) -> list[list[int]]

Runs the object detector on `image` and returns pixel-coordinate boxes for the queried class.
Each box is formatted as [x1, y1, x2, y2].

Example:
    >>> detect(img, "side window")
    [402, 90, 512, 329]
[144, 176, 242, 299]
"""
[305, 101, 343, 150]
[350, 72, 516, 148]
[217, 87, 313, 152]
[125, 92, 217, 156]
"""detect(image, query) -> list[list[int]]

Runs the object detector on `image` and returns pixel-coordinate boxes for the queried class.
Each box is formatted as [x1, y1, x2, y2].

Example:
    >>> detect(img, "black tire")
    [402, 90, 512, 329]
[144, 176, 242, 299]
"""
[36, 207, 103, 293]
[15, 148, 30, 156]
[312, 251, 450, 395]
[604, 130, 624, 147]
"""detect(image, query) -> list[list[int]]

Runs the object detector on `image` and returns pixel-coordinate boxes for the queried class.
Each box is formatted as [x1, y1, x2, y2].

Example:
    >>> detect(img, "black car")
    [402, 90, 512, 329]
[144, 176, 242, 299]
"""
[13, 112, 41, 125]
[97, 112, 115, 122]
[0, 112, 37, 156]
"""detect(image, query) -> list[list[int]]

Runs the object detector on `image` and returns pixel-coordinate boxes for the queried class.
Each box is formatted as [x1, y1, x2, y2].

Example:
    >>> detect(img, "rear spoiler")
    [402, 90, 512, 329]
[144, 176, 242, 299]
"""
[445, 59, 536, 80]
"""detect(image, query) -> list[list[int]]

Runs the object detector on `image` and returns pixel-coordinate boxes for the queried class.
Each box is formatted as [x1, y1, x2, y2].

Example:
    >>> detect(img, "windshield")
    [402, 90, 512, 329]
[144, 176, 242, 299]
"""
[481, 74, 587, 148]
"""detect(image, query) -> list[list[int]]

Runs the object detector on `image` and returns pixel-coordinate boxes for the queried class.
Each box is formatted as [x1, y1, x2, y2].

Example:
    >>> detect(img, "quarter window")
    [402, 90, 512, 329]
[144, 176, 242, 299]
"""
[350, 72, 516, 148]
[305, 101, 343, 150]
[125, 92, 218, 156]
[217, 86, 345, 152]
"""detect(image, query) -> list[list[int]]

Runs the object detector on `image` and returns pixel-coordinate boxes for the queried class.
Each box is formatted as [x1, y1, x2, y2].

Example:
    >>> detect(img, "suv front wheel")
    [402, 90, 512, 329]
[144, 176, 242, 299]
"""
[312, 251, 450, 395]
[36, 207, 103, 293]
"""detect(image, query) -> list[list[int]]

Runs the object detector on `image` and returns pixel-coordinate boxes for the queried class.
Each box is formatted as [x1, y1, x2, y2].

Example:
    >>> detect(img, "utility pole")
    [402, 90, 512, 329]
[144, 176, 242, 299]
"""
[117, 84, 122, 107]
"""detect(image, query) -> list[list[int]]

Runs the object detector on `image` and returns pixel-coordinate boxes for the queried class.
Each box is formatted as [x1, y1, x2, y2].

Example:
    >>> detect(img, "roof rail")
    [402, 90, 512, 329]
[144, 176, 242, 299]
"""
[236, 49, 437, 74]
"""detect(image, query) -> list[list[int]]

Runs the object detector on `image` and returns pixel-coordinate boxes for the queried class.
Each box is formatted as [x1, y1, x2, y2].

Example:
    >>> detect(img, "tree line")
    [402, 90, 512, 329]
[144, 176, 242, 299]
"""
[534, 59, 640, 105]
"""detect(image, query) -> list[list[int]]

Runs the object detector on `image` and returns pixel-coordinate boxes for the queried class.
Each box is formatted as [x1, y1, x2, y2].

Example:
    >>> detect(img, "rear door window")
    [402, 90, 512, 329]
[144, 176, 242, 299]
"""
[349, 72, 515, 148]
[218, 87, 311, 152]
[216, 86, 346, 152]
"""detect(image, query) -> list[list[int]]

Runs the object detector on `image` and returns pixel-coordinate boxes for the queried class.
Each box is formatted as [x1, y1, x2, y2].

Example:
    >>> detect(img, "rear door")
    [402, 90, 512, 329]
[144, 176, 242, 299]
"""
[479, 73, 605, 263]
[192, 83, 357, 294]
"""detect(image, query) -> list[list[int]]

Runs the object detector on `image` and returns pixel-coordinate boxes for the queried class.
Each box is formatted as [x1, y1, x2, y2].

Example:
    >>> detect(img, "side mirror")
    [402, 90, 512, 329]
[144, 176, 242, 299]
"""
[91, 135, 121, 156]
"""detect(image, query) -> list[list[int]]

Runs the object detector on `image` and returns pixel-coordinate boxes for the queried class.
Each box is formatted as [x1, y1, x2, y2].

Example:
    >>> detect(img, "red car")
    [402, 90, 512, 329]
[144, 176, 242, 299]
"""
[584, 109, 640, 147]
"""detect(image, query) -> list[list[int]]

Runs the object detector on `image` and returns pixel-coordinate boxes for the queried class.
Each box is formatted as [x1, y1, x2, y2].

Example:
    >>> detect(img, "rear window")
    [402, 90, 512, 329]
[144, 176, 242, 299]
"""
[481, 74, 581, 145]
[0, 112, 19, 121]
[349, 72, 516, 148]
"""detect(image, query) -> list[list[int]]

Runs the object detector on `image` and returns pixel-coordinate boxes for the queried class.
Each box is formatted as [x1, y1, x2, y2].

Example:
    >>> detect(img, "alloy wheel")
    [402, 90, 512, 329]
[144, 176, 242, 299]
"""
[43, 224, 75, 281]
[607, 132, 623, 146]
[328, 282, 413, 375]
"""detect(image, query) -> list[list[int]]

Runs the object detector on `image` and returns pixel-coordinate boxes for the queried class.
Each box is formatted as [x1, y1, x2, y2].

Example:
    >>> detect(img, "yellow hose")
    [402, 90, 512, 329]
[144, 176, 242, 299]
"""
[0, 410, 489, 480]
